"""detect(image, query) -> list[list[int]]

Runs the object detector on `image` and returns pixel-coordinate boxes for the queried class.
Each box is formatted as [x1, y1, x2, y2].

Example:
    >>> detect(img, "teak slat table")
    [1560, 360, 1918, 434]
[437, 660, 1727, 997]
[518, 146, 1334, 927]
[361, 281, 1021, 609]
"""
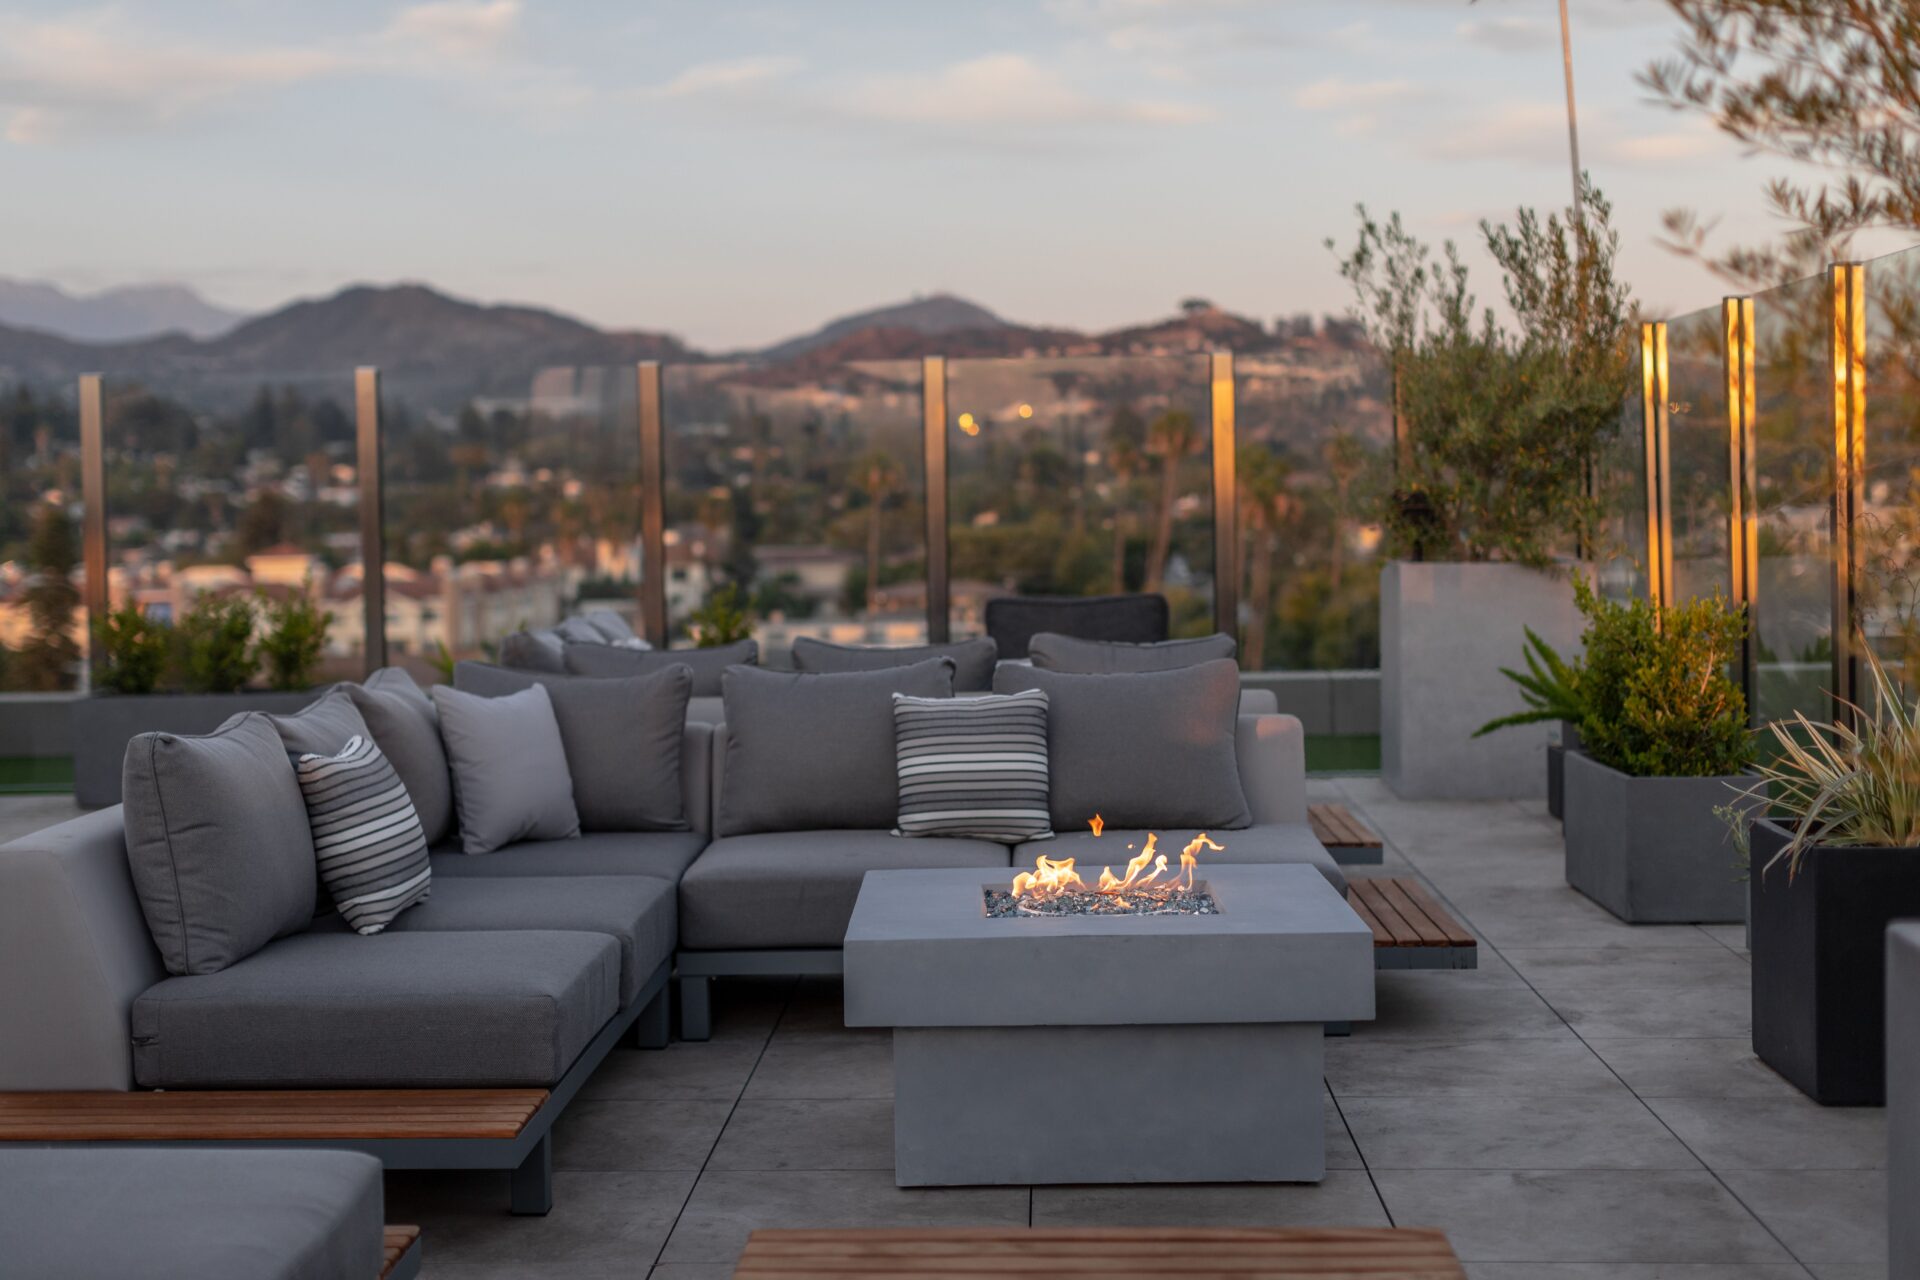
[1309, 803, 1383, 866]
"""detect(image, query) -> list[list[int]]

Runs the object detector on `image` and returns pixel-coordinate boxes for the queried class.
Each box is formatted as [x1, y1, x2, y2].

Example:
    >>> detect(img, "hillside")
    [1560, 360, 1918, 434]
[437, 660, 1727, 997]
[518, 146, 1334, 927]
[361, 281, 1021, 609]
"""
[754, 294, 1010, 362]
[0, 277, 247, 341]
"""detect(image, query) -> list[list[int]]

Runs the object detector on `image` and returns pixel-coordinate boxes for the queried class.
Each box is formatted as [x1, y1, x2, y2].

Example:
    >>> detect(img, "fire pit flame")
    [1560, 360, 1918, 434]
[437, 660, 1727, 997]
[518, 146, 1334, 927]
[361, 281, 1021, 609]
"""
[998, 827, 1225, 917]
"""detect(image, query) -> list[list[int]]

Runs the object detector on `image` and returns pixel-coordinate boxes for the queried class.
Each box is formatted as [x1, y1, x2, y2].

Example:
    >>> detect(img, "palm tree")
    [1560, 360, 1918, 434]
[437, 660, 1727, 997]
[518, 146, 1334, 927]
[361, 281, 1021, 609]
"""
[856, 451, 903, 630]
[1143, 409, 1201, 592]
[1238, 446, 1296, 670]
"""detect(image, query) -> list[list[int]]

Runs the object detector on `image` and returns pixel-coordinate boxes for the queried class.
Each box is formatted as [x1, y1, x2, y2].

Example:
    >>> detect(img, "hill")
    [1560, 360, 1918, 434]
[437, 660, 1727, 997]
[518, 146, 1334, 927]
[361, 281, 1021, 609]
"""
[0, 277, 247, 341]
[754, 294, 1010, 362]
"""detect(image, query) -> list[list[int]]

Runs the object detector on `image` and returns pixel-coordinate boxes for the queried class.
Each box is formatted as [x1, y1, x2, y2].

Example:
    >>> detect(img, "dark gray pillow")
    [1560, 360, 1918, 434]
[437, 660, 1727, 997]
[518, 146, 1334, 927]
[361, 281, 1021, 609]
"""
[554, 615, 609, 645]
[454, 661, 691, 831]
[581, 609, 638, 642]
[430, 683, 582, 855]
[122, 713, 318, 975]
[718, 658, 956, 836]
[993, 660, 1250, 831]
[500, 628, 566, 673]
[347, 669, 455, 846]
[564, 638, 757, 697]
[264, 686, 369, 758]
[1029, 631, 1237, 674]
[791, 636, 998, 691]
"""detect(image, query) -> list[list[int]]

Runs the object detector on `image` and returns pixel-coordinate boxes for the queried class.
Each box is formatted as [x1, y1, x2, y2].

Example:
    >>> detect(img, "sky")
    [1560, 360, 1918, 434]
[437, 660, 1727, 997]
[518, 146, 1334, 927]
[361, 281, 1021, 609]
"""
[0, 0, 1899, 350]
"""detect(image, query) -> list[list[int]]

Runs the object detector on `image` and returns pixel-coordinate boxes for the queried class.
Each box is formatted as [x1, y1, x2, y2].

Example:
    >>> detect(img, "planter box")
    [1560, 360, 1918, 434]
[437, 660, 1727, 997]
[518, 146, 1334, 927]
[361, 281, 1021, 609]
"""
[1546, 725, 1582, 822]
[1380, 561, 1583, 800]
[1562, 752, 1749, 923]
[1891, 923, 1920, 1277]
[72, 691, 322, 808]
[1750, 819, 1920, 1105]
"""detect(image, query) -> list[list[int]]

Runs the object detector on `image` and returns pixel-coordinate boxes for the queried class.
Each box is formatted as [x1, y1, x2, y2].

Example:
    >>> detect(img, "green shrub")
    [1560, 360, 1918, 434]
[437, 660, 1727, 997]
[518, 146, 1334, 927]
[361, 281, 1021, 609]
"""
[254, 589, 333, 691]
[687, 583, 754, 648]
[94, 603, 171, 695]
[176, 595, 257, 693]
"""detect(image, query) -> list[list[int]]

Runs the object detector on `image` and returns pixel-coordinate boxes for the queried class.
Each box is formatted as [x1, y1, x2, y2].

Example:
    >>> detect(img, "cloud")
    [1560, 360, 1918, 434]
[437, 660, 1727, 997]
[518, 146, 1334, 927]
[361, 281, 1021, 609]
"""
[649, 56, 802, 100]
[1292, 77, 1418, 113]
[834, 54, 1212, 132]
[1456, 16, 1554, 53]
[380, 0, 521, 66]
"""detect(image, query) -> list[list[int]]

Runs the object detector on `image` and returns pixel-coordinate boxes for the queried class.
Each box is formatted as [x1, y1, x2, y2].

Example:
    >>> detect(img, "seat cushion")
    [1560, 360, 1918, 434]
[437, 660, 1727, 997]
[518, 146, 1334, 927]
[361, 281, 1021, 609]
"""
[429, 829, 708, 883]
[0, 1147, 383, 1280]
[564, 638, 757, 696]
[1019, 823, 1345, 893]
[319, 874, 674, 1005]
[792, 636, 999, 691]
[133, 929, 620, 1088]
[680, 829, 1012, 950]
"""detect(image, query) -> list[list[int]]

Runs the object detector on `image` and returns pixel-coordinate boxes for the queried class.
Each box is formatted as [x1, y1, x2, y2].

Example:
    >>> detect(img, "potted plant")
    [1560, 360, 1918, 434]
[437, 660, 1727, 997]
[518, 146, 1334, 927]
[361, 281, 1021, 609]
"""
[1336, 181, 1634, 799]
[1474, 626, 1585, 818]
[1740, 649, 1920, 1105]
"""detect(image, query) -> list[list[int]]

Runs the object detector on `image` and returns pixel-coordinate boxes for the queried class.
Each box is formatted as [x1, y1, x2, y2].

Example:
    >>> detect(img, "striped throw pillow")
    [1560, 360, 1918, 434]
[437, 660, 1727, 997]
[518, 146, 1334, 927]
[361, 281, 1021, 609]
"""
[893, 689, 1053, 841]
[293, 734, 431, 935]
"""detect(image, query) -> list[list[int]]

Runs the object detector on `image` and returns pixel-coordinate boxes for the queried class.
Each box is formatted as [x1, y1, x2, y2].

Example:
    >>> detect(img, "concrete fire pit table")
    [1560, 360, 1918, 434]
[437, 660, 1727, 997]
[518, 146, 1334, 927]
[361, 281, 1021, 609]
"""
[843, 863, 1374, 1187]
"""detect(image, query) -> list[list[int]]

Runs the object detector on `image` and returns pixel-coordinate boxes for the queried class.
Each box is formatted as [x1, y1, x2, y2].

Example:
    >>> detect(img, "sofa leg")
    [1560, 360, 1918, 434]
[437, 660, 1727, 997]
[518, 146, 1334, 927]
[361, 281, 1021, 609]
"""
[679, 975, 713, 1042]
[1324, 1021, 1352, 1037]
[632, 984, 671, 1049]
[509, 1134, 553, 1216]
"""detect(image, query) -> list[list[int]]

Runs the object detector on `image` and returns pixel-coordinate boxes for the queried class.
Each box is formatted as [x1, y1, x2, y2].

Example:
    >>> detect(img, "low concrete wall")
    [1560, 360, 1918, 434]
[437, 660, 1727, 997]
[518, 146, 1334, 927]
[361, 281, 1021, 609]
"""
[0, 693, 78, 758]
[1240, 671, 1379, 737]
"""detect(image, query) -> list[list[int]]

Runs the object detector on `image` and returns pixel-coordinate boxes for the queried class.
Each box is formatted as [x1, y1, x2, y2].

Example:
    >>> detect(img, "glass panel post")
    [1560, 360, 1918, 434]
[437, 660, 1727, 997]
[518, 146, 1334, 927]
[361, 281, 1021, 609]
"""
[1830, 263, 1867, 724]
[355, 367, 387, 673]
[1724, 297, 1759, 714]
[78, 372, 107, 688]
[638, 362, 667, 647]
[1208, 351, 1237, 644]
[923, 356, 949, 644]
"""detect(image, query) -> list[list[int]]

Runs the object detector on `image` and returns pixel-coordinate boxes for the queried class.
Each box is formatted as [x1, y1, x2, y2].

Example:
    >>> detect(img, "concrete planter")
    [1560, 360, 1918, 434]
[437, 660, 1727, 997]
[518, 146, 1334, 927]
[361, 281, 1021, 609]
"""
[72, 690, 321, 807]
[1380, 561, 1583, 799]
[1546, 723, 1583, 822]
[1750, 820, 1920, 1105]
[1891, 923, 1920, 1277]
[1562, 752, 1749, 923]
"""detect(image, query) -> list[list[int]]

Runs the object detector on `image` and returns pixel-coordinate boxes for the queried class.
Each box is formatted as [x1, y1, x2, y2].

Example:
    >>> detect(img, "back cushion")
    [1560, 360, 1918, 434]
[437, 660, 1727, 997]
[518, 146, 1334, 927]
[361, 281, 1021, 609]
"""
[791, 636, 998, 692]
[347, 669, 455, 846]
[985, 593, 1168, 660]
[581, 609, 639, 642]
[454, 661, 692, 831]
[993, 660, 1250, 831]
[264, 686, 369, 757]
[122, 713, 318, 975]
[430, 684, 581, 855]
[1029, 631, 1237, 674]
[718, 658, 956, 836]
[564, 638, 756, 697]
[500, 628, 566, 673]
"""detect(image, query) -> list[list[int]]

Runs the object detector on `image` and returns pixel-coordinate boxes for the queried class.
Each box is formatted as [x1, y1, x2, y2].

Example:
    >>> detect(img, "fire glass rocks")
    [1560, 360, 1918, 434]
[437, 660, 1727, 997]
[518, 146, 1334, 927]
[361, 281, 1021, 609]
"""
[843, 864, 1374, 1187]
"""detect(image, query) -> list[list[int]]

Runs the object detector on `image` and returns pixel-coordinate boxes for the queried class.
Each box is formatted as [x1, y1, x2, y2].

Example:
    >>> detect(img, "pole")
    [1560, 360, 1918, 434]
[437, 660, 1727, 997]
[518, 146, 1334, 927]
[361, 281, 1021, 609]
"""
[1559, 0, 1583, 211]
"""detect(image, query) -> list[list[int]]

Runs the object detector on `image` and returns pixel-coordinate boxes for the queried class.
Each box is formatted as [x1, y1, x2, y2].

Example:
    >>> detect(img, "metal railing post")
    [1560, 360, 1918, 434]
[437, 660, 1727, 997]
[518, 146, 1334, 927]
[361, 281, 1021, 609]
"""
[1723, 297, 1758, 719]
[354, 367, 387, 673]
[922, 356, 950, 643]
[1830, 262, 1867, 725]
[637, 362, 668, 647]
[1209, 351, 1239, 647]
[1640, 321, 1672, 609]
[78, 373, 107, 687]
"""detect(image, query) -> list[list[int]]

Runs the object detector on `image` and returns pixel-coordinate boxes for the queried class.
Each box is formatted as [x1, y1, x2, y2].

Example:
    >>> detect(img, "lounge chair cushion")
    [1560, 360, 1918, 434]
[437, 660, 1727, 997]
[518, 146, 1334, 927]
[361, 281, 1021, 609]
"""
[791, 636, 999, 691]
[1019, 823, 1346, 893]
[0, 1147, 384, 1280]
[564, 637, 757, 696]
[679, 829, 1011, 950]
[1029, 631, 1237, 673]
[133, 929, 619, 1088]
[348, 668, 456, 845]
[428, 829, 708, 883]
[431, 683, 580, 854]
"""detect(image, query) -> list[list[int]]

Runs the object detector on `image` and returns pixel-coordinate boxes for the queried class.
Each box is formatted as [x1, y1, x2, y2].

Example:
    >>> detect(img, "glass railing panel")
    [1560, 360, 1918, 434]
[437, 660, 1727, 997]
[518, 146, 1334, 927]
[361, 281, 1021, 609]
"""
[662, 359, 925, 649]
[1666, 306, 1734, 604]
[1863, 246, 1920, 700]
[1751, 272, 1834, 725]
[1597, 335, 1651, 604]
[0, 382, 85, 691]
[380, 366, 639, 679]
[944, 356, 1213, 640]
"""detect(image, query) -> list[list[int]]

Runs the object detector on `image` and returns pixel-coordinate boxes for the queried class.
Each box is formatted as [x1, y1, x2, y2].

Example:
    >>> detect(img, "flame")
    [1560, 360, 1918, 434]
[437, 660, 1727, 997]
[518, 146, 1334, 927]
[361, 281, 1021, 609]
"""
[1089, 814, 1104, 839]
[1009, 854, 1087, 900]
[1010, 829, 1224, 907]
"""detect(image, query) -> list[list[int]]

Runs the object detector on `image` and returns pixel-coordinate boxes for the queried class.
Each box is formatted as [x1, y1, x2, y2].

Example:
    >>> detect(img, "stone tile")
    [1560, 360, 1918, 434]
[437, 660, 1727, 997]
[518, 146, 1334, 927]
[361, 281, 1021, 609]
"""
[0, 795, 81, 844]
[1468, 1267, 1810, 1279]
[772, 977, 852, 1034]
[646, 1268, 740, 1280]
[1585, 1037, 1803, 1099]
[659, 1170, 1028, 1264]
[1341, 1093, 1700, 1170]
[1371, 1170, 1792, 1264]
[1359, 972, 1569, 1041]
[384, 1169, 694, 1274]
[1030, 1170, 1388, 1227]
[1504, 947, 1755, 990]
[1541, 983, 1751, 1039]
[705, 976, 798, 1041]
[745, 1031, 893, 1100]
[707, 1099, 895, 1171]
[1646, 1097, 1888, 1170]
[1698, 922, 1751, 954]
[1804, 1267, 1888, 1280]
[1720, 1168, 1887, 1266]
[1324, 1093, 1363, 1170]
[1444, 887, 1723, 951]
[553, 1100, 732, 1172]
[1325, 1036, 1623, 1096]
[578, 1036, 764, 1103]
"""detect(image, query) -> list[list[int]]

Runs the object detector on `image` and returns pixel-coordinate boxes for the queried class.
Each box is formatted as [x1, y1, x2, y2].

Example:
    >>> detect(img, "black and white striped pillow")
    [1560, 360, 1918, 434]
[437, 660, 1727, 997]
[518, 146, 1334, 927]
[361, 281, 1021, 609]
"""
[293, 734, 431, 935]
[892, 689, 1053, 841]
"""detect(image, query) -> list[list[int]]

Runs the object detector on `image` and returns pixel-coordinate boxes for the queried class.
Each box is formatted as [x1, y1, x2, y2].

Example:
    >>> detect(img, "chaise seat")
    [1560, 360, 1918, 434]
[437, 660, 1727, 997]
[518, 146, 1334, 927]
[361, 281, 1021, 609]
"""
[133, 930, 620, 1089]
[1019, 824, 1347, 893]
[427, 830, 708, 884]
[679, 830, 1013, 950]
[311, 875, 676, 1006]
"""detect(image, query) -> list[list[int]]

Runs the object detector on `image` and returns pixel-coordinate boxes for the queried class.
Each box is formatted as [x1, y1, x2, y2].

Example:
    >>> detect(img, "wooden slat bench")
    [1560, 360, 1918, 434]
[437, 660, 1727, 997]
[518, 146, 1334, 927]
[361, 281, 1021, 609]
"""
[382, 1225, 423, 1280]
[1347, 877, 1477, 970]
[1310, 802, 1384, 866]
[733, 1226, 1467, 1278]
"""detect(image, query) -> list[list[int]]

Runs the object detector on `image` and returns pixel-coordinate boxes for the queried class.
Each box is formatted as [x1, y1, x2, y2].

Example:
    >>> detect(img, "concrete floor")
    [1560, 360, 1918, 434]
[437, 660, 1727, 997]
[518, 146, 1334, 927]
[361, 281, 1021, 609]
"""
[0, 781, 1889, 1278]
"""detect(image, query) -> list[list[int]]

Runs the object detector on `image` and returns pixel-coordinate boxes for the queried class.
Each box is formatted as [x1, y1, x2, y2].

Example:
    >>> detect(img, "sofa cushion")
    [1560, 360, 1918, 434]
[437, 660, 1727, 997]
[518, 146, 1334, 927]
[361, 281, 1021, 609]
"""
[985, 593, 1169, 660]
[122, 713, 318, 976]
[293, 734, 431, 934]
[347, 668, 455, 845]
[501, 627, 567, 673]
[718, 659, 955, 836]
[318, 874, 674, 1005]
[993, 660, 1251, 831]
[428, 830, 708, 883]
[1019, 823, 1345, 893]
[132, 929, 620, 1088]
[581, 608, 641, 642]
[564, 638, 757, 696]
[893, 689, 1052, 841]
[0, 1147, 384, 1280]
[264, 686, 370, 757]
[791, 636, 998, 691]
[1029, 631, 1237, 673]
[679, 829, 1011, 950]
[454, 661, 691, 832]
[432, 683, 581, 854]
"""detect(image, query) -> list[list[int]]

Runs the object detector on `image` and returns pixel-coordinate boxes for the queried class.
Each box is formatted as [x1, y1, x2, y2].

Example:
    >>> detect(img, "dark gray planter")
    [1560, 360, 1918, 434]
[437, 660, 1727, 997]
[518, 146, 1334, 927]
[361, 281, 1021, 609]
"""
[1546, 723, 1583, 822]
[1890, 922, 1920, 1275]
[72, 690, 322, 807]
[1750, 820, 1920, 1105]
[1562, 751, 1749, 923]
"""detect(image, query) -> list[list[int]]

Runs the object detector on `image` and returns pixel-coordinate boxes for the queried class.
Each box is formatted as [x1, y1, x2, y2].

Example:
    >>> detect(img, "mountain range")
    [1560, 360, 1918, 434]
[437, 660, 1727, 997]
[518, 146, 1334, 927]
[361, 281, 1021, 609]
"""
[0, 277, 248, 342]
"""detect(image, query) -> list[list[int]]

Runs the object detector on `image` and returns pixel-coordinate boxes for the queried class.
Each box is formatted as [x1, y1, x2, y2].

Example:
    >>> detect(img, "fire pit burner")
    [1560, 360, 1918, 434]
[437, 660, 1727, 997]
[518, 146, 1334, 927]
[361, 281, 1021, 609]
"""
[999, 826, 1226, 920]
[984, 886, 1219, 917]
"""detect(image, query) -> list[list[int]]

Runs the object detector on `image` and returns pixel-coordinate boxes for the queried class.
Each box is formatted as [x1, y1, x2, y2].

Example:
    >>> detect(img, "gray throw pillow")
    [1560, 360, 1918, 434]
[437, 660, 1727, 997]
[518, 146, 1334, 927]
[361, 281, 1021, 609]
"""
[122, 713, 318, 975]
[581, 609, 640, 643]
[791, 636, 998, 692]
[264, 686, 369, 758]
[430, 683, 581, 855]
[347, 669, 455, 846]
[718, 658, 956, 836]
[564, 637, 756, 697]
[454, 661, 691, 831]
[292, 734, 431, 934]
[500, 628, 567, 673]
[894, 689, 1052, 841]
[993, 660, 1251, 831]
[1029, 631, 1238, 673]
[554, 615, 608, 644]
